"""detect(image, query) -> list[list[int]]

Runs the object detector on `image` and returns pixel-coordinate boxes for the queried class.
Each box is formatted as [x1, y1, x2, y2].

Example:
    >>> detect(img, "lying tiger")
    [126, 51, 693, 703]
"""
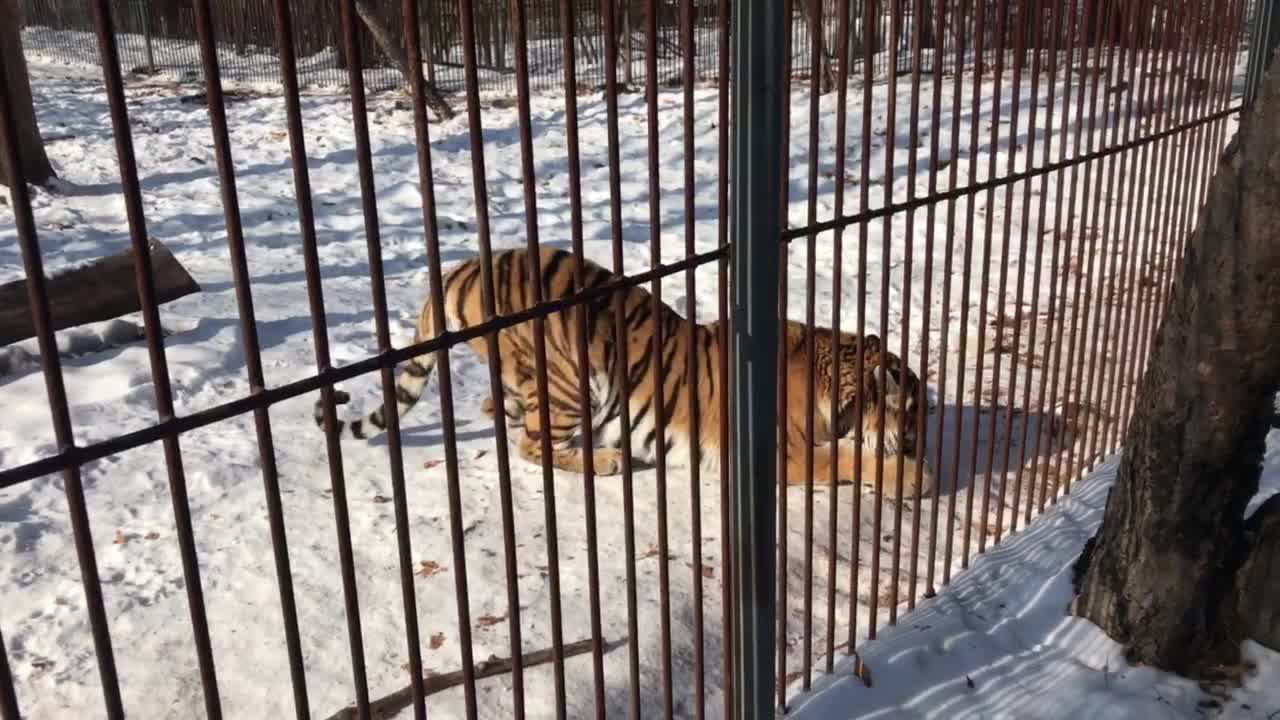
[316, 247, 935, 498]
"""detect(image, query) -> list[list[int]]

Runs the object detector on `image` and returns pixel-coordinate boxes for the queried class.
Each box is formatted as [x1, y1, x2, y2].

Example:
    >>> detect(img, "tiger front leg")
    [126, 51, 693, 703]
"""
[841, 440, 935, 500]
[480, 392, 524, 424]
[514, 390, 625, 476]
[792, 440, 935, 499]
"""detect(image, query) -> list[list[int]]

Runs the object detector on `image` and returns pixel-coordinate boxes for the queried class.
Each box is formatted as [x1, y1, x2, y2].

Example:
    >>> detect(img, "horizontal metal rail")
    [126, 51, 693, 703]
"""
[0, 245, 726, 488]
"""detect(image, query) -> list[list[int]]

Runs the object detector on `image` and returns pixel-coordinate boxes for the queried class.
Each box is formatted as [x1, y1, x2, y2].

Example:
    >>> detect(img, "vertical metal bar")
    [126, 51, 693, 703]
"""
[0, 625, 18, 720]
[825, 0, 855, 666]
[189, 2, 311, 714]
[730, 0, 785, 711]
[972, 0, 1012, 558]
[556, 0, 607, 713]
[716, 0, 733, 709]
[598, 0, 644, 711]
[1077, 0, 1128, 474]
[508, 0, 570, 713]
[1078, 0, 1140, 475]
[1060, 0, 1115, 490]
[939, 0, 972, 589]
[1050, 0, 1113, 499]
[452, 0, 523, 714]
[895, 0, 927, 616]
[87, 3, 223, 715]
[775, 0, 795, 704]
[0, 37, 125, 720]
[951, 0, 988, 576]
[869, 0, 898, 635]
[800, 0, 824, 688]
[909, 0, 945, 609]
[335, 2, 427, 718]
[268, 0, 374, 715]
[1024, 0, 1078, 521]
[678, 0, 707, 709]
[1113, 0, 1171, 460]
[641, 0, 675, 714]
[1008, 0, 1055, 536]
[1100, 0, 1154, 455]
[849, 0, 870, 645]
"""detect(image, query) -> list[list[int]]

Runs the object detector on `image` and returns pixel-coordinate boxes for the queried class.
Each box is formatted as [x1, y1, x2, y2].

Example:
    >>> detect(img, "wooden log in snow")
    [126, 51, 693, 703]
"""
[0, 238, 199, 347]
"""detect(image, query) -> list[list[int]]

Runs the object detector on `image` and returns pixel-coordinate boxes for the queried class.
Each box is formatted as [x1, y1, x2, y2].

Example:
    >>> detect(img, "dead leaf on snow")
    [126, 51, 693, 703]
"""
[416, 561, 446, 578]
[477, 612, 507, 629]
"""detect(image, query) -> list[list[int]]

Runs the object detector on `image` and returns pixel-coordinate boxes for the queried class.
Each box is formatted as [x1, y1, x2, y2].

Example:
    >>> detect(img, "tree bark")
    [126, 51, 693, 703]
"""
[351, 0, 454, 120]
[0, 0, 57, 187]
[1071, 49, 1280, 675]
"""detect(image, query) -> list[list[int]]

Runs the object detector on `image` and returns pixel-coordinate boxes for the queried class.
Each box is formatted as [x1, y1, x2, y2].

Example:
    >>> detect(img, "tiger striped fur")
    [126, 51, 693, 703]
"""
[314, 247, 935, 498]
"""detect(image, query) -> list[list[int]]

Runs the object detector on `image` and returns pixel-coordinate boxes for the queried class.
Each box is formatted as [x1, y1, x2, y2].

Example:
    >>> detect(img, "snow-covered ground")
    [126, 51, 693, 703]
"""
[788, 401, 1280, 720]
[0, 43, 1253, 719]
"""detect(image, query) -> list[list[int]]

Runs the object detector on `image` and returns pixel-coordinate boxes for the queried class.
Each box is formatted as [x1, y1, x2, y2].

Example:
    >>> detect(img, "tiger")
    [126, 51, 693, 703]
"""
[315, 247, 935, 498]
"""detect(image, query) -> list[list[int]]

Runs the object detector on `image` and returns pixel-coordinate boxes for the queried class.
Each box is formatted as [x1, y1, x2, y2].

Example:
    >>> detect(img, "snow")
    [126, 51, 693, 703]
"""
[789, 398, 1280, 719]
[0, 44, 1260, 720]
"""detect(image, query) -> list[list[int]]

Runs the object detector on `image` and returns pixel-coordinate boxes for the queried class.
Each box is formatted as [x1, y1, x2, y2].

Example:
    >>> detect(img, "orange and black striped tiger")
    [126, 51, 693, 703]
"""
[315, 247, 935, 497]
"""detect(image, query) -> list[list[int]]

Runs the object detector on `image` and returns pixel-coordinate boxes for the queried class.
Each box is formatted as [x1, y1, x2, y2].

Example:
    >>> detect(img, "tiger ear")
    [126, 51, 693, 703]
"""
[884, 368, 902, 395]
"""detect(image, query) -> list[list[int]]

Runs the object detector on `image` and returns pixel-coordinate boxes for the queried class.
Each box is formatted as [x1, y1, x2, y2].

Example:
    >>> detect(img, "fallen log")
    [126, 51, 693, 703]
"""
[323, 637, 619, 720]
[0, 238, 199, 347]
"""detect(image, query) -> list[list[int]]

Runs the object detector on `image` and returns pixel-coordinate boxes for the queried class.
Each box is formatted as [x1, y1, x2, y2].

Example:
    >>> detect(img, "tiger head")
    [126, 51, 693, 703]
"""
[826, 333, 928, 458]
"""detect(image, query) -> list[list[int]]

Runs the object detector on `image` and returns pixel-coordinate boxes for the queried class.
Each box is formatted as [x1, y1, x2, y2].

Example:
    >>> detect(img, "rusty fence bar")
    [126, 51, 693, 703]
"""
[0, 0, 1255, 717]
[823, 0, 854, 670]
[596, 0, 645, 712]
[0, 627, 16, 720]
[1003, 0, 1050, 539]
[679, 0, 709, 711]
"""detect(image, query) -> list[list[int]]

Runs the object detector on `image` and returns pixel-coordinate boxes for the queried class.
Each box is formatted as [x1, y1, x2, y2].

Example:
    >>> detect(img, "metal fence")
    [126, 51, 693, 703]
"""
[0, 0, 1252, 717]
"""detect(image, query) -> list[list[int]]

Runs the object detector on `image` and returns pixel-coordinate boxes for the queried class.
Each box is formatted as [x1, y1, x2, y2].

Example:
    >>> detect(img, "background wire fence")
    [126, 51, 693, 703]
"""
[20, 0, 1246, 95]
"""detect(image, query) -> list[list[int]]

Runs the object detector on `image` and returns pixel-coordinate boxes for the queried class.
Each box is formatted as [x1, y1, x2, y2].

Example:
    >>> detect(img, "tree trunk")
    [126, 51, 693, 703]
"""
[0, 0, 56, 188]
[350, 0, 454, 120]
[919, 0, 937, 49]
[1235, 494, 1280, 652]
[1071, 49, 1280, 675]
